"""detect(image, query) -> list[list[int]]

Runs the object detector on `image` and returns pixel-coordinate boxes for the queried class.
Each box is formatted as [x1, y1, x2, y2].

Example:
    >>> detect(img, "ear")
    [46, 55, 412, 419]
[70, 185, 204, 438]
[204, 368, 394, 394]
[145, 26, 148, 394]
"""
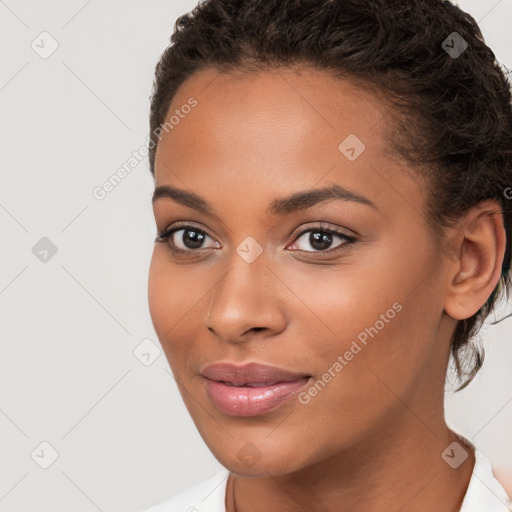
[444, 199, 507, 321]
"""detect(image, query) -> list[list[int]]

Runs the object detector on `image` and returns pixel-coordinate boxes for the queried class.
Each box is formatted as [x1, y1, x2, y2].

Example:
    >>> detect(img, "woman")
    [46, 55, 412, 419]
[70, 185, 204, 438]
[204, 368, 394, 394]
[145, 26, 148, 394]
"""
[143, 0, 512, 510]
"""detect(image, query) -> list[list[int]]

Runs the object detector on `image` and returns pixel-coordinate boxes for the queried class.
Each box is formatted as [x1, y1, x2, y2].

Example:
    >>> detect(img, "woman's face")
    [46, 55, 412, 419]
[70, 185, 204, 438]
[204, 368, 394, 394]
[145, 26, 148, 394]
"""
[148, 66, 456, 476]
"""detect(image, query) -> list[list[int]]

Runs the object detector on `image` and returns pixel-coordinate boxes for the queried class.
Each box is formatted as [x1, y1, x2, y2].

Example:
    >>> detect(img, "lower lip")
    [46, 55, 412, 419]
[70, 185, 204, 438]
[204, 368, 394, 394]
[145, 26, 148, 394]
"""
[204, 378, 310, 417]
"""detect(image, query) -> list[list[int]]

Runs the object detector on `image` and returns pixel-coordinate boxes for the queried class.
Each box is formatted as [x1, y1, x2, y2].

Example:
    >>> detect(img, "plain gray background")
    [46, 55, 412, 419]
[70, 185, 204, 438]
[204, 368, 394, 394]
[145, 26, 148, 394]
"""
[0, 1, 511, 510]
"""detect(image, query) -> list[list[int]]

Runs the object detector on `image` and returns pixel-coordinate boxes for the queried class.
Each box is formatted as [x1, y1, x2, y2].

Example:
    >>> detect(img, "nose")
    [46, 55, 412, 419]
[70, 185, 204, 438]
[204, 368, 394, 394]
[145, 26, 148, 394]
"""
[205, 257, 287, 344]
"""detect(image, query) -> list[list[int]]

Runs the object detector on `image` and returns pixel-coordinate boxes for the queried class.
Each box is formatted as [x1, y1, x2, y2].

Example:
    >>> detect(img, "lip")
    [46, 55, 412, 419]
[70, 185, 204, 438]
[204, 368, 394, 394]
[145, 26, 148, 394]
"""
[200, 362, 312, 417]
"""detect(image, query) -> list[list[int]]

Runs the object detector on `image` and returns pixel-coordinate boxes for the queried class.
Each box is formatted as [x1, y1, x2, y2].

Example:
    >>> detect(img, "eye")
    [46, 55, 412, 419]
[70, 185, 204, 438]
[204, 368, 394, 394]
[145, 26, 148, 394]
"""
[288, 224, 356, 253]
[155, 222, 357, 256]
[155, 223, 220, 252]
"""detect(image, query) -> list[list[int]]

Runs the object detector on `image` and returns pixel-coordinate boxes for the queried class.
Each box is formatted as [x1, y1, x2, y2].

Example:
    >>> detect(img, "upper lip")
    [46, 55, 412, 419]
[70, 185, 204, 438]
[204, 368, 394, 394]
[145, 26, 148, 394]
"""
[200, 362, 311, 386]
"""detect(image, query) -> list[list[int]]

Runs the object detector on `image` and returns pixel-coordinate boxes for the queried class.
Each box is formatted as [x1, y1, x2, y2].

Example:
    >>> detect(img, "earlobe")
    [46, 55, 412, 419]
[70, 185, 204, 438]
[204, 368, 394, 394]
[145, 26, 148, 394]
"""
[444, 200, 506, 321]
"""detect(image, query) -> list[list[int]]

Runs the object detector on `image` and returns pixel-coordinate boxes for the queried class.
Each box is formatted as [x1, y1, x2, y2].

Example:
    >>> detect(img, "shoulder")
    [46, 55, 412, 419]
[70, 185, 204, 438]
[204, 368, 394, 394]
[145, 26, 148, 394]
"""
[459, 448, 512, 512]
[141, 469, 230, 512]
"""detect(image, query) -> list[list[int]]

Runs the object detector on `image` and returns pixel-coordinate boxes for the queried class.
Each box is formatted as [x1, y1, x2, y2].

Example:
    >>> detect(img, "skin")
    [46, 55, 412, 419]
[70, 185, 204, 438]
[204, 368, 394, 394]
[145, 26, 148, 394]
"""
[148, 66, 506, 512]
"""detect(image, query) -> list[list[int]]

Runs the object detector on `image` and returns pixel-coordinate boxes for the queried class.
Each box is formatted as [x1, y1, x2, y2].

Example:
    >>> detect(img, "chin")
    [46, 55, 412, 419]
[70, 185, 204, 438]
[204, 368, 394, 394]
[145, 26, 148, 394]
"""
[222, 456, 303, 478]
[204, 435, 313, 478]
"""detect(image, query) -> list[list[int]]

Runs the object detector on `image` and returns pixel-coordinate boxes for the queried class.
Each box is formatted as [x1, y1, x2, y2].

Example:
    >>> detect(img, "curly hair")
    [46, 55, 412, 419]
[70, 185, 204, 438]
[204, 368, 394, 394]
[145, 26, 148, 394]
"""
[148, 0, 512, 391]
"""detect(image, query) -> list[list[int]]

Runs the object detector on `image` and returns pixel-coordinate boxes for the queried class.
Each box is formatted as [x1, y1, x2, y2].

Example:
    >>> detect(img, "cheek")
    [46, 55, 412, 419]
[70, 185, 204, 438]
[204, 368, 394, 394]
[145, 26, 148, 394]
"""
[147, 250, 199, 367]
[279, 245, 443, 393]
[273, 255, 405, 354]
[147, 250, 172, 338]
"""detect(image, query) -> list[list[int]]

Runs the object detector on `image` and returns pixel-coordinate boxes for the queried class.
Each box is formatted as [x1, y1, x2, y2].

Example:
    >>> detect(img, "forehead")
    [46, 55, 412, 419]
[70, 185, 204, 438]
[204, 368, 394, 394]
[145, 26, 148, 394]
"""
[153, 66, 420, 218]
[156, 66, 392, 161]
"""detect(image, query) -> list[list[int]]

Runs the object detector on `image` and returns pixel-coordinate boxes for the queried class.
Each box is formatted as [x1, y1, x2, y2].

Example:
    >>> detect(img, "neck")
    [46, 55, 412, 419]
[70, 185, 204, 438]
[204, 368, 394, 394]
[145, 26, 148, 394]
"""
[228, 416, 475, 512]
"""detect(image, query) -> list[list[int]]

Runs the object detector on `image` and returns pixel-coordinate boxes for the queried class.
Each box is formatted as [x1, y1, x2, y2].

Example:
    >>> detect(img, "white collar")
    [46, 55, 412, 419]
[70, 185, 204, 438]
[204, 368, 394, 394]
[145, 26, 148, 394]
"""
[459, 448, 512, 511]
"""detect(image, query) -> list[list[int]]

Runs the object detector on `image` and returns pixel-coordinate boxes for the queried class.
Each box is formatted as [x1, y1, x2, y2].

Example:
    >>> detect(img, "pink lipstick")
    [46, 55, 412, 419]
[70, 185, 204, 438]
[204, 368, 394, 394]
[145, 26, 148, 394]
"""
[201, 362, 311, 417]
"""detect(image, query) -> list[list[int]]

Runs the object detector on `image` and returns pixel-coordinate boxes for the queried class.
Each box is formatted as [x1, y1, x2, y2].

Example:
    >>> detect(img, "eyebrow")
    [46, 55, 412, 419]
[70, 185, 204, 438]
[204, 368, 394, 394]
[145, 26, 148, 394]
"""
[152, 183, 377, 215]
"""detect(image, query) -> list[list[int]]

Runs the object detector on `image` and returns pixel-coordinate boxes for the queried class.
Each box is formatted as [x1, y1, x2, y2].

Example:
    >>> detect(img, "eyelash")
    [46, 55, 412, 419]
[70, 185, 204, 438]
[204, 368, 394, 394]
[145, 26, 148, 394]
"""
[155, 222, 357, 256]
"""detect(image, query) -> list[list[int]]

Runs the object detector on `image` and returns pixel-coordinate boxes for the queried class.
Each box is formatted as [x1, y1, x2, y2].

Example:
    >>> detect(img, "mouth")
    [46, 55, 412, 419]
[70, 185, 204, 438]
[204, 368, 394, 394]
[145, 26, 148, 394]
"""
[216, 380, 298, 387]
[200, 362, 312, 417]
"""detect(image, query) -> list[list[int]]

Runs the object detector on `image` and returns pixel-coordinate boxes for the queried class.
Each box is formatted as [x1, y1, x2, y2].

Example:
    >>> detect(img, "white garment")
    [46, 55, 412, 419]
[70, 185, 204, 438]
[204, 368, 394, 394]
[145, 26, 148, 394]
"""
[142, 448, 512, 512]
